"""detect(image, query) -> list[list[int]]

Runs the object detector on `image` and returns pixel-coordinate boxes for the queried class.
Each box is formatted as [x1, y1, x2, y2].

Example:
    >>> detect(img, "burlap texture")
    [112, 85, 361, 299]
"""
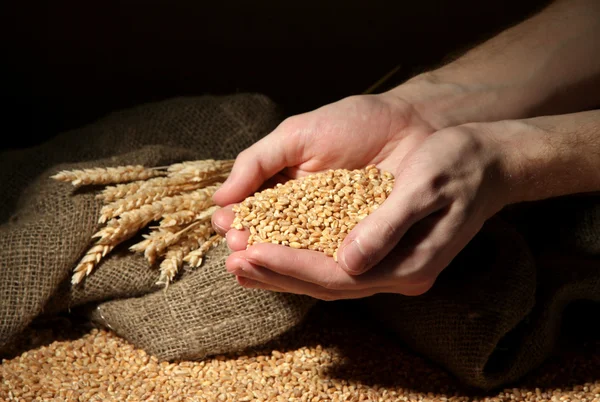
[366, 199, 600, 389]
[0, 94, 317, 362]
[1, 94, 598, 390]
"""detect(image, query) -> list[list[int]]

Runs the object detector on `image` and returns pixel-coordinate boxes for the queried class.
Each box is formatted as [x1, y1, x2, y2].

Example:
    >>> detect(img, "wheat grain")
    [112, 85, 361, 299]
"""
[232, 165, 394, 261]
[3, 324, 598, 402]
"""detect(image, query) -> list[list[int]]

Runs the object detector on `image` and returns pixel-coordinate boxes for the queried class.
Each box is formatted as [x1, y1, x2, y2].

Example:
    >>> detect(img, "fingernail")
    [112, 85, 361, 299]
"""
[225, 231, 233, 251]
[237, 276, 256, 287]
[340, 240, 367, 274]
[229, 259, 255, 276]
[212, 219, 227, 235]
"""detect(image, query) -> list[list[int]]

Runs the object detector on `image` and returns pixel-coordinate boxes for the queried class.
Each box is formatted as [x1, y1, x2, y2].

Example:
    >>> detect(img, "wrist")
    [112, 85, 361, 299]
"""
[386, 70, 543, 131]
[482, 112, 600, 205]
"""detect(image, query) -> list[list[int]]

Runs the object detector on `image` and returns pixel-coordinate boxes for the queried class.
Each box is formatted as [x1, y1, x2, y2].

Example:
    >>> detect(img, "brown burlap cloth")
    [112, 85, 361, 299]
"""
[0, 94, 598, 390]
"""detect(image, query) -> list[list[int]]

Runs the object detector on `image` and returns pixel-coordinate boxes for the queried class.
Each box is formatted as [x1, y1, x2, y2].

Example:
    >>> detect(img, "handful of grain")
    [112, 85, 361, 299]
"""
[232, 165, 394, 261]
[52, 160, 234, 287]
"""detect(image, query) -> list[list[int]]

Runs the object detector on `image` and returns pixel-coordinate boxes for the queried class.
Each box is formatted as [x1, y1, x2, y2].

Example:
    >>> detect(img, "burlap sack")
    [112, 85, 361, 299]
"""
[1, 93, 598, 390]
[365, 198, 600, 389]
[0, 94, 317, 361]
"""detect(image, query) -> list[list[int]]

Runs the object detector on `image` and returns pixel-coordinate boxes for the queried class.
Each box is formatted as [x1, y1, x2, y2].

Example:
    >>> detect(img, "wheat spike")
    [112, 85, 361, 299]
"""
[93, 188, 219, 245]
[71, 243, 115, 285]
[183, 234, 225, 267]
[97, 182, 145, 202]
[156, 224, 214, 287]
[168, 160, 234, 182]
[166, 159, 234, 174]
[52, 165, 166, 187]
[97, 177, 199, 202]
[99, 184, 207, 223]
[130, 220, 211, 265]
[60, 158, 230, 287]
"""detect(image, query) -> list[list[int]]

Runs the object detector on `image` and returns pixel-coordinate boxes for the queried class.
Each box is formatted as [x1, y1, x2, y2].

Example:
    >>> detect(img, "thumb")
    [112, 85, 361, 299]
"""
[213, 120, 303, 206]
[337, 186, 440, 275]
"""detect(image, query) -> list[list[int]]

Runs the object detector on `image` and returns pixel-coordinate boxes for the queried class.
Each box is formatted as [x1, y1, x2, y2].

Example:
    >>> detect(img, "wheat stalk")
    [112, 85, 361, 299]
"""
[52, 159, 232, 286]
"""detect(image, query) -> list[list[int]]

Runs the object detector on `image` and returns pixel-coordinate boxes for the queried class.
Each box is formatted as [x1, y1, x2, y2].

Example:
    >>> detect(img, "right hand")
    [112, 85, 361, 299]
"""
[212, 89, 439, 240]
[210, 89, 443, 295]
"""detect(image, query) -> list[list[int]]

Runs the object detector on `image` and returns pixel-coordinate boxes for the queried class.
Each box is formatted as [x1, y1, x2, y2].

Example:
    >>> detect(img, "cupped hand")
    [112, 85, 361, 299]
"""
[211, 93, 510, 300]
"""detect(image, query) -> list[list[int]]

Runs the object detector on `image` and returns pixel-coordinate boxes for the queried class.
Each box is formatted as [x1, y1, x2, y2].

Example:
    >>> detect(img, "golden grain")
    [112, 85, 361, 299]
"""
[232, 165, 394, 260]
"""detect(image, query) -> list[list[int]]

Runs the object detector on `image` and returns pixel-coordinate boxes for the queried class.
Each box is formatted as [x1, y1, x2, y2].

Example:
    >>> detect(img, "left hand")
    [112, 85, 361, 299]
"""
[216, 123, 514, 300]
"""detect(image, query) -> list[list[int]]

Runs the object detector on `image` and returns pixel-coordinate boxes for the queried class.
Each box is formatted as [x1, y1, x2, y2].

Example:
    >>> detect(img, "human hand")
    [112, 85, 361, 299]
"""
[214, 119, 512, 299]
[210, 85, 506, 297]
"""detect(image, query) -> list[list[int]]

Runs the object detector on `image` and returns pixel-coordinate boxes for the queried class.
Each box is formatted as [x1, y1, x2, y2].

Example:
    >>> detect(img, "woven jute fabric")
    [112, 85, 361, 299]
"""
[0, 94, 317, 364]
[366, 199, 600, 389]
[0, 94, 598, 390]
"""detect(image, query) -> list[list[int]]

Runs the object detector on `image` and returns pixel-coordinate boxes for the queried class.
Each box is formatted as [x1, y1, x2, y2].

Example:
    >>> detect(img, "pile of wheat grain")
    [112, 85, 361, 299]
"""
[232, 165, 394, 261]
[52, 160, 233, 287]
[2, 312, 599, 402]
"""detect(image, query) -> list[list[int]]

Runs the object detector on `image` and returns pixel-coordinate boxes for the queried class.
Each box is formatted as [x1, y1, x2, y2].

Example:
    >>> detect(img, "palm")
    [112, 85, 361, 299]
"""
[278, 94, 435, 179]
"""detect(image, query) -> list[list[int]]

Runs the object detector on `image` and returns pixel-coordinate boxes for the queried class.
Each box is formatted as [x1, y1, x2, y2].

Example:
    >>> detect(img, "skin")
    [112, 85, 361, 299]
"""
[211, 0, 600, 300]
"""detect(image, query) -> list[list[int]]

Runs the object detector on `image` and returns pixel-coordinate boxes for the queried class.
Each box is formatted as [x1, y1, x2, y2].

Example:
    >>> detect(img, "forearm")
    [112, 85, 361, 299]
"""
[390, 0, 600, 130]
[497, 110, 600, 204]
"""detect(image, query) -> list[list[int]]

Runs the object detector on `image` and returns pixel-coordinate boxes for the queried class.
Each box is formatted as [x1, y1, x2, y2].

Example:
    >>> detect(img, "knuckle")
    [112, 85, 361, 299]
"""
[278, 115, 302, 135]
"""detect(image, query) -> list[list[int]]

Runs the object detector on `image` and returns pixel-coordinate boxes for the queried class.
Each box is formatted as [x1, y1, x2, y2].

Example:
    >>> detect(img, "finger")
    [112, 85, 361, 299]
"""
[228, 254, 391, 300]
[213, 119, 305, 206]
[241, 243, 368, 291]
[225, 228, 250, 251]
[337, 174, 450, 276]
[365, 203, 476, 293]
[211, 205, 235, 236]
[235, 276, 286, 293]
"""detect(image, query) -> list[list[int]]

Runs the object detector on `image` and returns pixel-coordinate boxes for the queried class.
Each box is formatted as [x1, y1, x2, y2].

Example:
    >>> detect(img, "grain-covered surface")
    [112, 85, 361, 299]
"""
[2, 303, 599, 402]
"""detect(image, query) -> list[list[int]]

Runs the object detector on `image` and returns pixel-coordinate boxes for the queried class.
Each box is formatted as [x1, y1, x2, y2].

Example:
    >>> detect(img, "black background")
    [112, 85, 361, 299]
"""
[2, 0, 550, 151]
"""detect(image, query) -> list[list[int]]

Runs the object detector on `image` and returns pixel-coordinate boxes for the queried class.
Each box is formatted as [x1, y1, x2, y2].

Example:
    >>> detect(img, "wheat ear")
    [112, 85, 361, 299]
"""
[183, 234, 225, 267]
[71, 243, 115, 285]
[130, 220, 204, 265]
[93, 188, 219, 245]
[156, 223, 215, 287]
[52, 165, 165, 187]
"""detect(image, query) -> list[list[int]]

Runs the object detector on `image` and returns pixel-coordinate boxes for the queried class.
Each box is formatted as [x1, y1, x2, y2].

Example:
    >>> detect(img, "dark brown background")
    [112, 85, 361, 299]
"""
[3, 0, 550, 151]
